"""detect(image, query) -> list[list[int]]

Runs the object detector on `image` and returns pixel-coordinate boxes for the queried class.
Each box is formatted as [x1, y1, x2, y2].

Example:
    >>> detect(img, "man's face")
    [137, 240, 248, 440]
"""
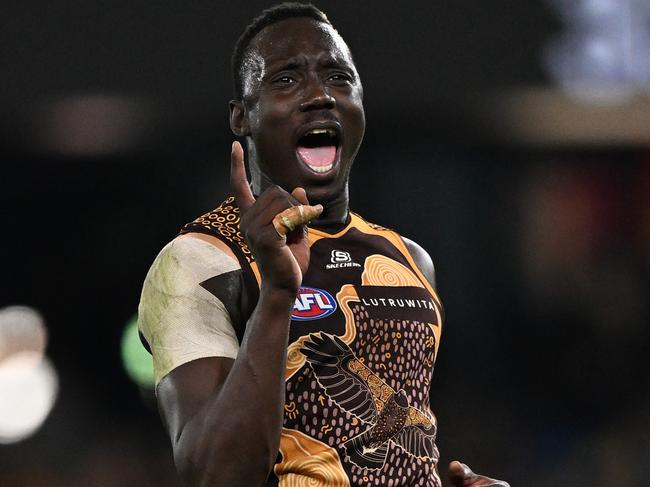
[237, 18, 365, 203]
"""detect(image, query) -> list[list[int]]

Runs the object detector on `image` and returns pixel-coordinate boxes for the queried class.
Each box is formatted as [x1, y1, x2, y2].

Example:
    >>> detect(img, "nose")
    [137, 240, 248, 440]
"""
[299, 78, 336, 112]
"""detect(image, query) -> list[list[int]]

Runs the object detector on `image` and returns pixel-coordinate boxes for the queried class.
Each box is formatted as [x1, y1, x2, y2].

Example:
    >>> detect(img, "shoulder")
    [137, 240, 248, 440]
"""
[138, 234, 243, 385]
[401, 236, 436, 289]
[143, 234, 240, 292]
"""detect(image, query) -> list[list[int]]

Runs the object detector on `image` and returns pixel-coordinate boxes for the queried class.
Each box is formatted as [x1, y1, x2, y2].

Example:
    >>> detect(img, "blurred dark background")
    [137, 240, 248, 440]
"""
[1, 1, 649, 486]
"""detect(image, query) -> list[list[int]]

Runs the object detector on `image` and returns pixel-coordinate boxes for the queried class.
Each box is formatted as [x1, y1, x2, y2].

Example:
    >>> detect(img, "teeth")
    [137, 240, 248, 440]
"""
[310, 163, 333, 173]
[305, 128, 337, 138]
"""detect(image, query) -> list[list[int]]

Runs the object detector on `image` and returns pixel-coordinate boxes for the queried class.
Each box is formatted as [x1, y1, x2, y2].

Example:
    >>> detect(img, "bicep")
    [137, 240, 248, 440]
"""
[157, 356, 234, 443]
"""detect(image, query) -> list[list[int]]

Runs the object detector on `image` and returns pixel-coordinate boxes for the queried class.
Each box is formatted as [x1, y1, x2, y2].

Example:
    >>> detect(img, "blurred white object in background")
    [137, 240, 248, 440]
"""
[0, 352, 59, 444]
[0, 306, 47, 361]
[0, 306, 58, 444]
[545, 0, 650, 104]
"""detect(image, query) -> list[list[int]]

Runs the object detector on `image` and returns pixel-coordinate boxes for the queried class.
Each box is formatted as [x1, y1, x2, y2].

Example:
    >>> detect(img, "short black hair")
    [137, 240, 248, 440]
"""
[231, 2, 331, 100]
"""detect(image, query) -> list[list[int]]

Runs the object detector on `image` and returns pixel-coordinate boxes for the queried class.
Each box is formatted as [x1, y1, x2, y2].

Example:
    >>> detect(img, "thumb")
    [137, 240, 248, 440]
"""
[448, 460, 475, 485]
[290, 187, 309, 205]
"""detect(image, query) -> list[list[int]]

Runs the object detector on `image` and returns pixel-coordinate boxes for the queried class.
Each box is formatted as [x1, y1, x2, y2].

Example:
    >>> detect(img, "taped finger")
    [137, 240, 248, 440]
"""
[272, 204, 323, 236]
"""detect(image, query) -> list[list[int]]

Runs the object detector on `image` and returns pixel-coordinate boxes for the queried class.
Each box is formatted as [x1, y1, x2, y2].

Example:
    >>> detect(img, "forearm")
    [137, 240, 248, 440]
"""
[175, 287, 295, 486]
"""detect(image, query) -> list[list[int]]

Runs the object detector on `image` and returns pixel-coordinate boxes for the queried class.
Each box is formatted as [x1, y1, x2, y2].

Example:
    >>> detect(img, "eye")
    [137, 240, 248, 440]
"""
[272, 75, 297, 85]
[327, 72, 353, 84]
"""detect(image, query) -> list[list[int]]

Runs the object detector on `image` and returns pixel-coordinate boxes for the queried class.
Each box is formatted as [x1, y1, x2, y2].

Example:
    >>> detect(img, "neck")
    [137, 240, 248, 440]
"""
[249, 164, 350, 234]
[309, 186, 350, 232]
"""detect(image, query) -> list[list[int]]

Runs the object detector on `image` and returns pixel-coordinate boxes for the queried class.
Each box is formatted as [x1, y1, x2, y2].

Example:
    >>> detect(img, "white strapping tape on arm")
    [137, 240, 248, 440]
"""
[138, 236, 243, 385]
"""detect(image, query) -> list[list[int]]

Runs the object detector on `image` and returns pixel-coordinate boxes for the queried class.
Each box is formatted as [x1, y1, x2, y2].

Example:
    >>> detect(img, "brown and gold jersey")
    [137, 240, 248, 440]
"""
[180, 196, 444, 487]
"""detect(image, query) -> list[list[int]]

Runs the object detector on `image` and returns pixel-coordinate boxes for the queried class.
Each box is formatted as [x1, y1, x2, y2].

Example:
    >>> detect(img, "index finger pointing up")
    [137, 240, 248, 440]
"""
[230, 140, 255, 210]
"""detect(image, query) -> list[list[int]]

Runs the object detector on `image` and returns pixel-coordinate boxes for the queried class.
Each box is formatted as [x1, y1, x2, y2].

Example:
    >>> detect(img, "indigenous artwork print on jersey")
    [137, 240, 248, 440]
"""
[181, 198, 444, 486]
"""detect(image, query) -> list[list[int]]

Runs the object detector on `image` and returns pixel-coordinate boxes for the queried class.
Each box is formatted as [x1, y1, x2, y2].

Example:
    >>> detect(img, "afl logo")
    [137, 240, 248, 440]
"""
[292, 287, 337, 321]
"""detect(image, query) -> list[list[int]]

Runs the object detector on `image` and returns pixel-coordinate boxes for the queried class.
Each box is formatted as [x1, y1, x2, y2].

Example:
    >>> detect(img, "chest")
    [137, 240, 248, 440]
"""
[288, 229, 442, 358]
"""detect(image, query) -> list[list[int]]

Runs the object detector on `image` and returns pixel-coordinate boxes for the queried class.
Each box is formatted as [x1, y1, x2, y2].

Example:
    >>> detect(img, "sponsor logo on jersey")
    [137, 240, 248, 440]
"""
[326, 250, 361, 270]
[361, 297, 437, 311]
[331, 250, 351, 263]
[292, 287, 337, 321]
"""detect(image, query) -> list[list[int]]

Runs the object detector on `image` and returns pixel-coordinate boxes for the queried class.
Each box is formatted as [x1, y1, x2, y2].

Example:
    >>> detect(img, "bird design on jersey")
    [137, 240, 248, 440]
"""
[300, 333, 439, 470]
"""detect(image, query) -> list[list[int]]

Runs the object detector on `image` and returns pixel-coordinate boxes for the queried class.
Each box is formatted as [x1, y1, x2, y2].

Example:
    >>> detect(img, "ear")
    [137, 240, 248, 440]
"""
[229, 100, 250, 137]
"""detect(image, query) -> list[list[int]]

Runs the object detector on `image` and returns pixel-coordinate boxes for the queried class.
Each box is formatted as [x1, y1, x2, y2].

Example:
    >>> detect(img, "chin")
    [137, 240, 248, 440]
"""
[304, 179, 348, 206]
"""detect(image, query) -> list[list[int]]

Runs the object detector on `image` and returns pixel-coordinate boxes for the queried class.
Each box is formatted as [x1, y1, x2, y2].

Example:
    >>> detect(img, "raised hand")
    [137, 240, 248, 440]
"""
[230, 141, 322, 293]
[448, 461, 510, 487]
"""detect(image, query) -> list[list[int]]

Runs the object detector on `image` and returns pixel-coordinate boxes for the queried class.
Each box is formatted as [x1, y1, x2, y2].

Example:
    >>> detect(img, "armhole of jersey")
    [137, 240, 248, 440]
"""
[392, 233, 443, 311]
[348, 212, 443, 313]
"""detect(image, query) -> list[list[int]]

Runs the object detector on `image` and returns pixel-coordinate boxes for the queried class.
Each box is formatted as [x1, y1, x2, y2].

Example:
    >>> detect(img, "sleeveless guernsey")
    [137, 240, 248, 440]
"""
[180, 196, 444, 487]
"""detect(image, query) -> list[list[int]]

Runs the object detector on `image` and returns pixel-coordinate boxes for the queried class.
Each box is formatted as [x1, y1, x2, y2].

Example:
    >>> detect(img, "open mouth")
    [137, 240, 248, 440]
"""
[296, 128, 340, 174]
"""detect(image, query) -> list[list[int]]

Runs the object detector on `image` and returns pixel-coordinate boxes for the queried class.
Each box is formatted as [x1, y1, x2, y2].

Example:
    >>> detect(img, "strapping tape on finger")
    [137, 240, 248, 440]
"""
[272, 205, 320, 237]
